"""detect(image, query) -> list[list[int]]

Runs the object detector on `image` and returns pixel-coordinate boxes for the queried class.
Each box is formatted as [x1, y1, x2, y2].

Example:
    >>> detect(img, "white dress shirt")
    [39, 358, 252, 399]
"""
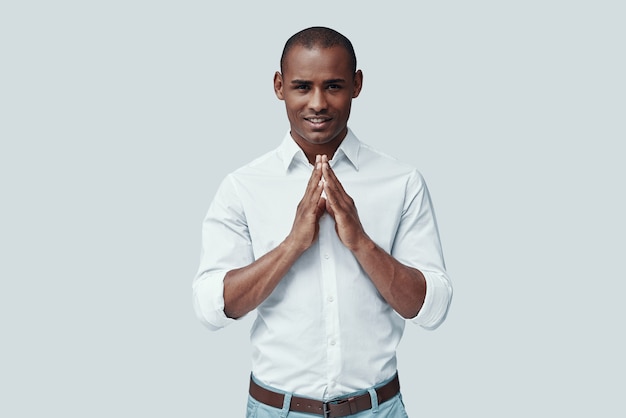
[193, 129, 452, 400]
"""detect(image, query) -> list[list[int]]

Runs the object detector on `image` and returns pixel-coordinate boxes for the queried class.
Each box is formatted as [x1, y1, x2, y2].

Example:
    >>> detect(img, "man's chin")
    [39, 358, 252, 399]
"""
[296, 132, 332, 145]
[302, 130, 345, 145]
[291, 126, 346, 147]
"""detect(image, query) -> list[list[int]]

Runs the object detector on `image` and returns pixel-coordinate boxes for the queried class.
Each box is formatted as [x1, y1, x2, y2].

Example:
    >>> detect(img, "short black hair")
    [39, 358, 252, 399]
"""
[280, 26, 357, 74]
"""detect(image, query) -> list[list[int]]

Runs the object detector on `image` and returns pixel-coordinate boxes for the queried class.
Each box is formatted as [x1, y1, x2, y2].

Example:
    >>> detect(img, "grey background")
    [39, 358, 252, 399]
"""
[1, 1, 624, 417]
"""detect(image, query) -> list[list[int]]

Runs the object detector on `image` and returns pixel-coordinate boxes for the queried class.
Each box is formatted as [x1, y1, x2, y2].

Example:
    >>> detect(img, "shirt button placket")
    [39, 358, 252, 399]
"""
[318, 215, 341, 396]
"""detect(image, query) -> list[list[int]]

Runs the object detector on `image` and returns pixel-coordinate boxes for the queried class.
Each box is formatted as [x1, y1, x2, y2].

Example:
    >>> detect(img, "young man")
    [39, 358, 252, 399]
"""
[193, 26, 452, 417]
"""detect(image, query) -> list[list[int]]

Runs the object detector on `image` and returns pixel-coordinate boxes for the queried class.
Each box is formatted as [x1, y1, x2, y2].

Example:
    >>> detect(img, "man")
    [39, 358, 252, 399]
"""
[193, 26, 452, 417]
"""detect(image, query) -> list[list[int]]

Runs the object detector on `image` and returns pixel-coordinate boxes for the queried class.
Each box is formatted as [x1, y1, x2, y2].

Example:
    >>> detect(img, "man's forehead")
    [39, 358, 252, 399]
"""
[282, 45, 353, 76]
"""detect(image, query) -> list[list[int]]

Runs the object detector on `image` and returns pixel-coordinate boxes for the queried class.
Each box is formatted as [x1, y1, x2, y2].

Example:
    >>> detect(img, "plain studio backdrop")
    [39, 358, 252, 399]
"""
[1, 1, 624, 417]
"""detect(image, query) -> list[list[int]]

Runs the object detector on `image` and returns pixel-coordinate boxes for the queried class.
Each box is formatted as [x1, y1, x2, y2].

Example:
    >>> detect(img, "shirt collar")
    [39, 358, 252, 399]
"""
[278, 128, 361, 172]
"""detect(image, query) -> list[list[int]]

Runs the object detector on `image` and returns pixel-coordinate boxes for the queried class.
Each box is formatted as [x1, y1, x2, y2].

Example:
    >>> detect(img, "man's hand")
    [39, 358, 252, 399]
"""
[321, 155, 427, 319]
[321, 155, 371, 252]
[285, 155, 327, 253]
[223, 155, 327, 319]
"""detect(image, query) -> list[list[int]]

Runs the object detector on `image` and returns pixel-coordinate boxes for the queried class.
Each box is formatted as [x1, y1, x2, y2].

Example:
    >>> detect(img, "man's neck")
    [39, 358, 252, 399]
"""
[291, 131, 348, 165]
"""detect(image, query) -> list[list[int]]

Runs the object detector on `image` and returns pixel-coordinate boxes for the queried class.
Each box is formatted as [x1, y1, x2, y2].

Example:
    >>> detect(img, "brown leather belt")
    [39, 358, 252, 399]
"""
[249, 374, 400, 418]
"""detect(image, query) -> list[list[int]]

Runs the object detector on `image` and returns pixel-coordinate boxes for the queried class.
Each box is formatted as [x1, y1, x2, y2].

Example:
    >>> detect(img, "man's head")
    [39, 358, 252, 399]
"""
[274, 27, 363, 160]
[280, 27, 357, 75]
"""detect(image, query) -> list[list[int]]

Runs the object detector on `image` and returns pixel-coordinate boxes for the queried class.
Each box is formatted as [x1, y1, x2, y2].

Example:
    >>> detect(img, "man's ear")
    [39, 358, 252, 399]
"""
[274, 72, 285, 100]
[352, 70, 363, 98]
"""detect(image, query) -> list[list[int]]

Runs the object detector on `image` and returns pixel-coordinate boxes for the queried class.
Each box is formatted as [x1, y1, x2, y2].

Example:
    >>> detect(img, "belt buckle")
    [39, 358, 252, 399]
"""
[324, 396, 357, 418]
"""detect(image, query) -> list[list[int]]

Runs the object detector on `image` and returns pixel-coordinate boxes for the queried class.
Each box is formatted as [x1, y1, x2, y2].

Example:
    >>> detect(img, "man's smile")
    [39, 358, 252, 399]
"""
[304, 116, 332, 126]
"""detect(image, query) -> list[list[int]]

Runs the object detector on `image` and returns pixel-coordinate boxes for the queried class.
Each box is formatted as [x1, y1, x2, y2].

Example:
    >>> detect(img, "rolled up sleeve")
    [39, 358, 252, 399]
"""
[393, 170, 453, 330]
[412, 270, 453, 329]
[192, 270, 236, 330]
[192, 175, 254, 331]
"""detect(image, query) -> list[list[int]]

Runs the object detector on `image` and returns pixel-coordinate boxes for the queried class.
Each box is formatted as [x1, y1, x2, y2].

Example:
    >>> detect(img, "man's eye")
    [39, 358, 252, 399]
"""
[295, 85, 309, 90]
[328, 84, 341, 90]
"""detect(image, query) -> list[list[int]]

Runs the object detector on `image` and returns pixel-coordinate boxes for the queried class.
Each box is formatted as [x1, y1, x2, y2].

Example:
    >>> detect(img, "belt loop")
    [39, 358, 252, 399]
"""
[280, 392, 292, 418]
[368, 387, 379, 414]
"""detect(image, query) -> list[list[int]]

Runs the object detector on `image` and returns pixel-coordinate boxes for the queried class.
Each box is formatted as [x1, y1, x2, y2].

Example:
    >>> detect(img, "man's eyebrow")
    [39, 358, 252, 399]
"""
[289, 79, 347, 85]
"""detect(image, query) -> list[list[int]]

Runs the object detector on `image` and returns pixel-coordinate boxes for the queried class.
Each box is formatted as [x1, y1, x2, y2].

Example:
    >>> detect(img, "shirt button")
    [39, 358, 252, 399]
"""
[324, 253, 330, 259]
[329, 340, 336, 346]
[327, 296, 334, 302]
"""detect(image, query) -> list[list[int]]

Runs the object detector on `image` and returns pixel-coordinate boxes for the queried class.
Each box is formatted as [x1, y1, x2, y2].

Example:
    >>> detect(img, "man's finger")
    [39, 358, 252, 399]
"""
[321, 155, 347, 196]
[304, 155, 324, 199]
[321, 165, 348, 208]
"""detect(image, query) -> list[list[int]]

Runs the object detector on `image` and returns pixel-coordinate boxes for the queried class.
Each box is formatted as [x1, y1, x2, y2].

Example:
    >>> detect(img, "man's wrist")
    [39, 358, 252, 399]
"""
[280, 235, 310, 259]
[349, 233, 377, 256]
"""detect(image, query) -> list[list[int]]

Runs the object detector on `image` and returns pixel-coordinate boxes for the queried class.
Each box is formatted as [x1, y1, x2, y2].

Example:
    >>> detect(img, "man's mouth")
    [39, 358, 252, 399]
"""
[305, 117, 332, 125]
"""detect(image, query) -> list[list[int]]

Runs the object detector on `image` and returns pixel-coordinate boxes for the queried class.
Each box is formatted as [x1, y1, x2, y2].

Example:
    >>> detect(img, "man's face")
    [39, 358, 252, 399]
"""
[274, 45, 362, 152]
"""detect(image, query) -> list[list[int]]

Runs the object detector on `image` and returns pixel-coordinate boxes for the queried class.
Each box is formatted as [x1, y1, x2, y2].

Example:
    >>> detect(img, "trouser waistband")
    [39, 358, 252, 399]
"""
[249, 374, 400, 418]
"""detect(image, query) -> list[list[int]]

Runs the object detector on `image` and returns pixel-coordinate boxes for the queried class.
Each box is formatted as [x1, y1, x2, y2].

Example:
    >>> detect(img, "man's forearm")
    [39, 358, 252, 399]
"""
[223, 238, 305, 319]
[320, 156, 427, 319]
[351, 237, 427, 319]
[224, 155, 327, 319]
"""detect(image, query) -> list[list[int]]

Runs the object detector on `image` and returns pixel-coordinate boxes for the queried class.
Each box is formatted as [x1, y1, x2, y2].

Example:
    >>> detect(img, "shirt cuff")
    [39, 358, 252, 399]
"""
[192, 270, 237, 331]
[411, 271, 453, 330]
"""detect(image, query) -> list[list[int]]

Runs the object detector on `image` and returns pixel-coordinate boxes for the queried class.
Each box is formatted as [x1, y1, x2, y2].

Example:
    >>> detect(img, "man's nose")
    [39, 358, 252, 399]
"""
[308, 88, 327, 112]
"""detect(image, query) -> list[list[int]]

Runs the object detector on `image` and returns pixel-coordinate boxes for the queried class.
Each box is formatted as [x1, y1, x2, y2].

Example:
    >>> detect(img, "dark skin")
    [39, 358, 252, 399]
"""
[274, 44, 362, 164]
[223, 45, 427, 320]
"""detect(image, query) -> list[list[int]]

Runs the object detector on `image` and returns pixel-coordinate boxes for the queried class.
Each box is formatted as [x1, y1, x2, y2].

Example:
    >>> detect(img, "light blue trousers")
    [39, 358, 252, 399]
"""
[246, 375, 409, 418]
